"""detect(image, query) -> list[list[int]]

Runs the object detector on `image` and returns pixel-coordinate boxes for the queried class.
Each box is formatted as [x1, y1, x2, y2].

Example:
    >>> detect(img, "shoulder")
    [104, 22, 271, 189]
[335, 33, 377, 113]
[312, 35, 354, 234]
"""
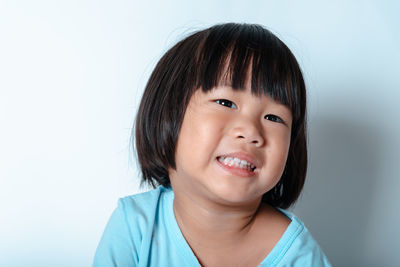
[267, 209, 332, 267]
[118, 185, 169, 212]
[93, 186, 173, 267]
[116, 186, 172, 229]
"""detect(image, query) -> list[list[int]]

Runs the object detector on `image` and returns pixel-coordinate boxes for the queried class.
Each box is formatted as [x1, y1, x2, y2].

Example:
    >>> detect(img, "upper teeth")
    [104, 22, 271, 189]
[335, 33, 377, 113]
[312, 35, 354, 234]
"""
[218, 156, 256, 171]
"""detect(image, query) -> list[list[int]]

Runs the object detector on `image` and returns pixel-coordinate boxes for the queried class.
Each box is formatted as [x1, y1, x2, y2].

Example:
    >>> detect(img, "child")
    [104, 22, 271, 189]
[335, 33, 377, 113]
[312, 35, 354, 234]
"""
[93, 23, 331, 267]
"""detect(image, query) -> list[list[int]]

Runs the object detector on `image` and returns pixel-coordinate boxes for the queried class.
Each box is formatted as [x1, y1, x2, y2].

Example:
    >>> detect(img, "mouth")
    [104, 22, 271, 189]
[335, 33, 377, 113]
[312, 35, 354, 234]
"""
[216, 155, 257, 173]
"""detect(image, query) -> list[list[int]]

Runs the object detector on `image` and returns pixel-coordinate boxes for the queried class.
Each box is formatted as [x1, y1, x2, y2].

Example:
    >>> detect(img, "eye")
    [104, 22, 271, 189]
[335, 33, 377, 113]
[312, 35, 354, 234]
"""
[215, 99, 237, 109]
[264, 114, 284, 123]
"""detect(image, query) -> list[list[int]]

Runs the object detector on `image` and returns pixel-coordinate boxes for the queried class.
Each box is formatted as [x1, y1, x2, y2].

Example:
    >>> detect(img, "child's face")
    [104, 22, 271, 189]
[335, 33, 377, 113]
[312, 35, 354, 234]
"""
[170, 84, 293, 205]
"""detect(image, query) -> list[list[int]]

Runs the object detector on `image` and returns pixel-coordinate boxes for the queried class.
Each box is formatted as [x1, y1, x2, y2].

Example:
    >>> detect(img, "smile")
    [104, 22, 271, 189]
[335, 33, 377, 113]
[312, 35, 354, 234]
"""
[217, 156, 256, 172]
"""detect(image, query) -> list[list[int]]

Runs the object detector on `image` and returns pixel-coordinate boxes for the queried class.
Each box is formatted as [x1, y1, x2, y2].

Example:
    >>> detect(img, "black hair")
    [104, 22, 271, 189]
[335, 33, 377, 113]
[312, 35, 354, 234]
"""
[134, 23, 307, 209]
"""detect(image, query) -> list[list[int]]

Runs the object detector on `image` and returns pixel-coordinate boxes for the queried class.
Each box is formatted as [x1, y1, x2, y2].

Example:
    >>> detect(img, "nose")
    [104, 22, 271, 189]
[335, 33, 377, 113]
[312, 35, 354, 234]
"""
[231, 119, 265, 147]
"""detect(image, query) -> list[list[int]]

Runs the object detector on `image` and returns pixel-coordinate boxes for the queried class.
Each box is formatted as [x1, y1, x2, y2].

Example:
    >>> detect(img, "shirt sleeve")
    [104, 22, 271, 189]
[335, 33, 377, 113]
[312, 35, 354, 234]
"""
[93, 199, 138, 267]
[278, 226, 331, 267]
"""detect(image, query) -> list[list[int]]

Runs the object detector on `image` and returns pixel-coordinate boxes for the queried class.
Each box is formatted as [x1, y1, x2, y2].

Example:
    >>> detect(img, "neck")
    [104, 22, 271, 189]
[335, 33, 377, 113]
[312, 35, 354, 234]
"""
[172, 187, 262, 249]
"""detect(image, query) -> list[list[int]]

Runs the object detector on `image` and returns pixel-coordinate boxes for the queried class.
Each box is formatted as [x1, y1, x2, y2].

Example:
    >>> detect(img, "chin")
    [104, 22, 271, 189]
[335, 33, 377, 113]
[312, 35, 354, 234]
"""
[209, 187, 262, 206]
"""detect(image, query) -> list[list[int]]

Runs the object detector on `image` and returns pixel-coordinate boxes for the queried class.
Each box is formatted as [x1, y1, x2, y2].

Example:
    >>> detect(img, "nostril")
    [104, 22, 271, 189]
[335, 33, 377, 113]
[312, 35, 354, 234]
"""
[236, 134, 262, 145]
[233, 128, 264, 146]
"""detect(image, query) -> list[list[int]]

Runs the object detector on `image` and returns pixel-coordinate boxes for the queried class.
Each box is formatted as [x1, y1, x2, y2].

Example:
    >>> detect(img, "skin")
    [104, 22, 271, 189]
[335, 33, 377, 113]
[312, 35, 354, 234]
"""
[169, 80, 293, 266]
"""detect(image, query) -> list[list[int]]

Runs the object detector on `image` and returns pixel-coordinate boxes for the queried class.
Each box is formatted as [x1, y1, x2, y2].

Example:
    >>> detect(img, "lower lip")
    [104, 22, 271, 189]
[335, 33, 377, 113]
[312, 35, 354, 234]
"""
[216, 158, 256, 178]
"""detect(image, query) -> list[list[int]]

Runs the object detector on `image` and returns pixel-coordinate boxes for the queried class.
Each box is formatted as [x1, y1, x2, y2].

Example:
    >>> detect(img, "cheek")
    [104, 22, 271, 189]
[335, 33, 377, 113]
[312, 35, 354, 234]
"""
[268, 130, 291, 170]
[175, 109, 224, 167]
[184, 109, 225, 142]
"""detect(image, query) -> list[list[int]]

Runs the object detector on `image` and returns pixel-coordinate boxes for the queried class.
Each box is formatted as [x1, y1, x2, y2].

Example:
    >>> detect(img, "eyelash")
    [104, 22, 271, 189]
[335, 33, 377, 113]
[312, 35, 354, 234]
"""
[215, 99, 284, 124]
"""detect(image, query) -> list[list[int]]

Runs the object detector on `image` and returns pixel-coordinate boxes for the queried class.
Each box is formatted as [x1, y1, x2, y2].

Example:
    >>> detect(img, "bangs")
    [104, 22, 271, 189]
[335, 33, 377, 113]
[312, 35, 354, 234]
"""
[193, 23, 305, 122]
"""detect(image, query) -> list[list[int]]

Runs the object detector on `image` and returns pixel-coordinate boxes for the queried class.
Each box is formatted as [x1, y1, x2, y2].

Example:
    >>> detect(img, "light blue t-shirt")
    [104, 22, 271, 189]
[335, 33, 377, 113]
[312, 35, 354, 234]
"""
[93, 186, 331, 267]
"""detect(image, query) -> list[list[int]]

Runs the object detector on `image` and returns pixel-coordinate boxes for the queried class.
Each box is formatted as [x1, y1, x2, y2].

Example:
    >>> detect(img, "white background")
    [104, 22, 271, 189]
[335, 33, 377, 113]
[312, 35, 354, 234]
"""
[1, 0, 399, 266]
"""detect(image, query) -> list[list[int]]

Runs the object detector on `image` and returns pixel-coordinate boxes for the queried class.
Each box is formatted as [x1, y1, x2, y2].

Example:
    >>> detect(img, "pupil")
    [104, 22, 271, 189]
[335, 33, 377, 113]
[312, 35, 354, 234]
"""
[222, 100, 231, 107]
[218, 99, 231, 107]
